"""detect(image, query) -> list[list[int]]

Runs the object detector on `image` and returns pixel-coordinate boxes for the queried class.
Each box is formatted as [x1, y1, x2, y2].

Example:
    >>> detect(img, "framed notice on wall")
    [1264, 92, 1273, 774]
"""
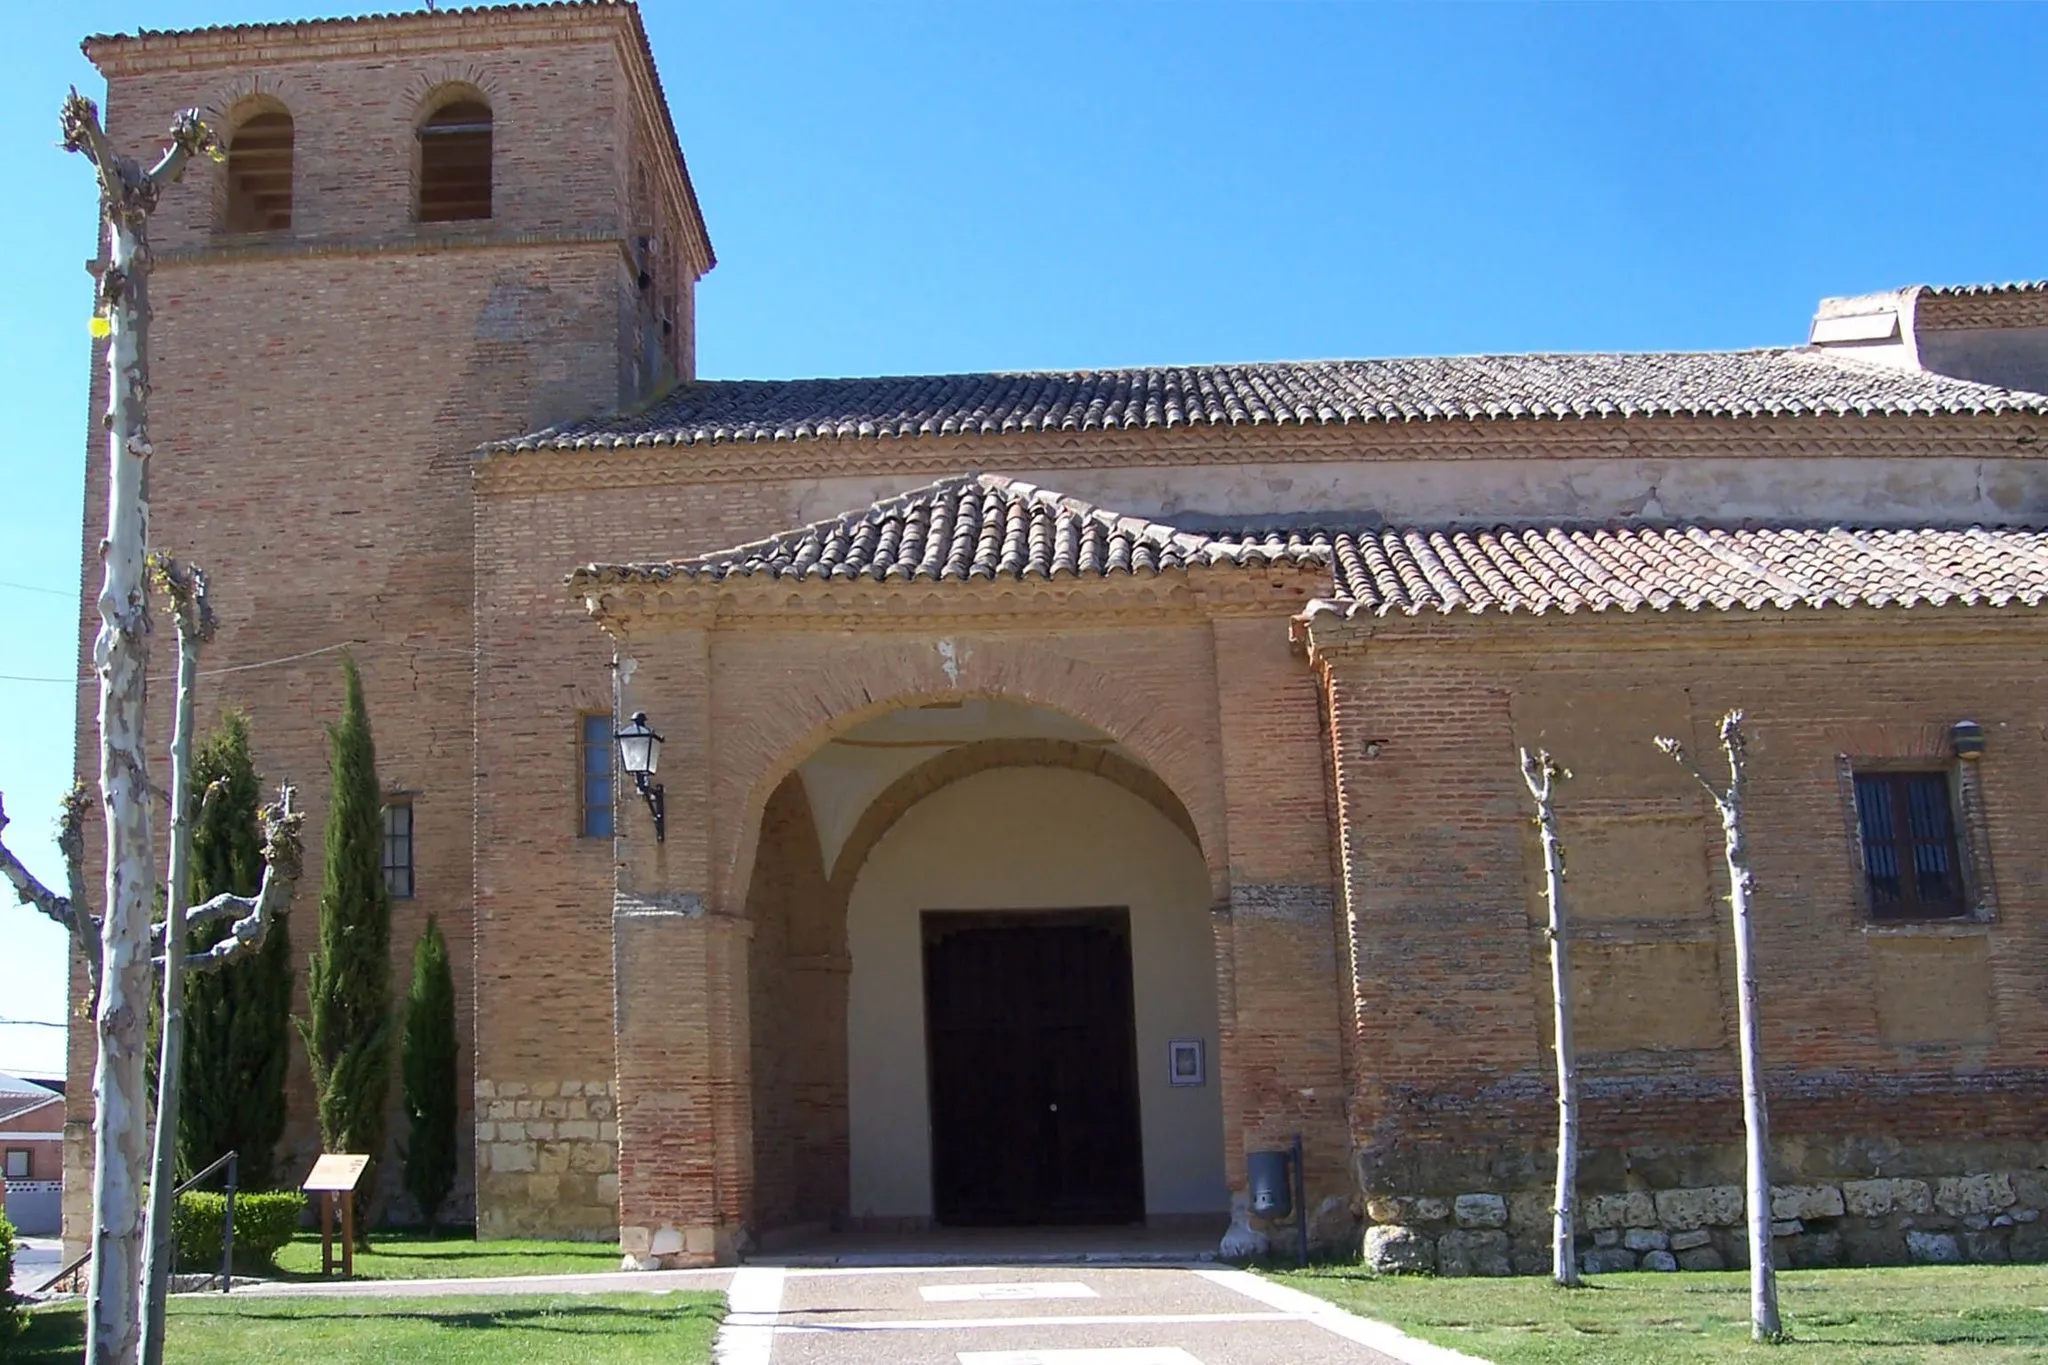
[1168, 1038, 1205, 1087]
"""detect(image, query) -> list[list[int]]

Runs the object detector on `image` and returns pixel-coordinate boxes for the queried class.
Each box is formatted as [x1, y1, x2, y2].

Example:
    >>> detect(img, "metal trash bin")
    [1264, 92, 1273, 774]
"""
[1248, 1148, 1293, 1219]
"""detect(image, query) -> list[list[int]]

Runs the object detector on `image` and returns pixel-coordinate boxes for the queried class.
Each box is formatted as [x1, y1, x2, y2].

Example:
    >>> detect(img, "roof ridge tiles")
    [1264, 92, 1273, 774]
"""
[491, 346, 2048, 454]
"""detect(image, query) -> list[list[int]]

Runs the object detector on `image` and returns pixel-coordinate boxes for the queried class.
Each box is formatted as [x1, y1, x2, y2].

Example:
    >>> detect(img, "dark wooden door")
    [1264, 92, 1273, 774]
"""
[923, 910, 1145, 1226]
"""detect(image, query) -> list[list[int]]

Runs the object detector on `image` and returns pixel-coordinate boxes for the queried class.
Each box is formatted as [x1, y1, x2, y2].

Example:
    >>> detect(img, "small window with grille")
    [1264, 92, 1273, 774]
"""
[1852, 770, 1967, 921]
[5, 1148, 31, 1180]
[580, 713, 615, 838]
[418, 98, 492, 222]
[381, 800, 415, 900]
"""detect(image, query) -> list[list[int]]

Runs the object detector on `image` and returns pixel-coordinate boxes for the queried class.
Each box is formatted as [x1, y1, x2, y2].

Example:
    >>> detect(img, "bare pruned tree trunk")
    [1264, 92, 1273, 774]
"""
[1657, 711, 1780, 1342]
[1520, 747, 1579, 1288]
[58, 89, 215, 1365]
[137, 562, 302, 1365]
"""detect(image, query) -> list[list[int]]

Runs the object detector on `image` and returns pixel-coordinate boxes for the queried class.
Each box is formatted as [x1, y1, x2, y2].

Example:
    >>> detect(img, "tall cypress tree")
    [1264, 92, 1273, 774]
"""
[179, 712, 294, 1190]
[401, 916, 457, 1230]
[298, 656, 393, 1232]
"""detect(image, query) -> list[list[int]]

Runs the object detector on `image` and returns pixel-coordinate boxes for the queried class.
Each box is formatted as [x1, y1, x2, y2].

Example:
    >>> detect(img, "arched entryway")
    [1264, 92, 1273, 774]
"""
[740, 698, 1227, 1242]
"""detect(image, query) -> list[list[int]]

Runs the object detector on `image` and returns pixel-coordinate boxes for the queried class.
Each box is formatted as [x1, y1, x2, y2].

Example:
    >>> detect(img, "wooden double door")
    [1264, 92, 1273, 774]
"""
[922, 909, 1145, 1226]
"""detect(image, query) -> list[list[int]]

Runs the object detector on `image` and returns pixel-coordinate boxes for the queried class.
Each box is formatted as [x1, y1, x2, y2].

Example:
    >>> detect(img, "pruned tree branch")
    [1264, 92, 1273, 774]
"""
[184, 785, 303, 976]
[60, 89, 215, 217]
[2, 785, 103, 995]
[1654, 709, 1747, 810]
[1, 792, 77, 931]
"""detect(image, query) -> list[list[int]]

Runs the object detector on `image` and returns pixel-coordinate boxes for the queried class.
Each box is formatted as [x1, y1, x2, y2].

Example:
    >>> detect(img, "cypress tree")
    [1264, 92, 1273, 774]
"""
[401, 916, 457, 1230]
[179, 712, 294, 1190]
[298, 655, 393, 1234]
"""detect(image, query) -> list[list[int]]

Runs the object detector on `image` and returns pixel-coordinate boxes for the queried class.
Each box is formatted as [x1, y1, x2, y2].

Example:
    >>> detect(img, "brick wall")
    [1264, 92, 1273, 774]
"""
[1311, 608, 2048, 1269]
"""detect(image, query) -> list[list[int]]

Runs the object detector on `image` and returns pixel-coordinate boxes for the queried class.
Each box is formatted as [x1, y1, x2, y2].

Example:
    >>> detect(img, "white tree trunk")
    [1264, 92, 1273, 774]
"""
[140, 565, 205, 1365]
[1658, 711, 1780, 1341]
[61, 92, 214, 1365]
[86, 152, 160, 1365]
[1520, 748, 1579, 1287]
[1716, 722, 1781, 1341]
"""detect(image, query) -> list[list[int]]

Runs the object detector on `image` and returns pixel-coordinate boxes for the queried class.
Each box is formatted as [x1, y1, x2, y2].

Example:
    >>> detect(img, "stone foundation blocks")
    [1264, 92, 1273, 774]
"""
[1364, 1224, 1433, 1274]
[1655, 1185, 1744, 1229]
[1842, 1178, 1932, 1217]
[1936, 1173, 2016, 1217]
[1453, 1193, 1508, 1229]
[1436, 1229, 1510, 1277]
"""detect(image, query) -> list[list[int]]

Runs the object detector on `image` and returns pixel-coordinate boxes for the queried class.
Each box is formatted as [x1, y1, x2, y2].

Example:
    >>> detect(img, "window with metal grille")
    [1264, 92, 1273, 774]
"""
[418, 98, 492, 222]
[581, 713, 615, 838]
[1853, 771, 1966, 920]
[5, 1148, 30, 1180]
[223, 109, 293, 233]
[381, 800, 415, 900]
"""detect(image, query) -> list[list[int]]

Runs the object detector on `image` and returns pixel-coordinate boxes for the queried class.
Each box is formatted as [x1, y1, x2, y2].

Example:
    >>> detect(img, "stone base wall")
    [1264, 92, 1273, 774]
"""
[1361, 1170, 2048, 1276]
[475, 1078, 617, 1239]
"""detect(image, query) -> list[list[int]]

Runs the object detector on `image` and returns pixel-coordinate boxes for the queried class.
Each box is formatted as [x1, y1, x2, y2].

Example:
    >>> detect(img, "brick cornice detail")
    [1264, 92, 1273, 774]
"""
[475, 414, 2043, 495]
[156, 229, 629, 269]
[85, 9, 632, 76]
[1295, 600, 2048, 668]
[579, 566, 1317, 636]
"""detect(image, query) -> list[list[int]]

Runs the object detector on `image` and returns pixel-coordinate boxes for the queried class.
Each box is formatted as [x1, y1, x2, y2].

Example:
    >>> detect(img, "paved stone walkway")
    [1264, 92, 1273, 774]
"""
[727, 1265, 1485, 1365]
[151, 1254, 1483, 1365]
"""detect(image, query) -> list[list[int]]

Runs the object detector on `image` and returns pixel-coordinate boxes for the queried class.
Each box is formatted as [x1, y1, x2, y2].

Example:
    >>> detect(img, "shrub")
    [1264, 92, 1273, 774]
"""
[0, 1211, 20, 1345]
[402, 915, 458, 1229]
[171, 1190, 305, 1273]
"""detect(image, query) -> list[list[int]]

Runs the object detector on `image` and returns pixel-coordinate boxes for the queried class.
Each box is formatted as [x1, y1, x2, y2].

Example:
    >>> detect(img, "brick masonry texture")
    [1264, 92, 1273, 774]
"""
[62, 2, 2048, 1270]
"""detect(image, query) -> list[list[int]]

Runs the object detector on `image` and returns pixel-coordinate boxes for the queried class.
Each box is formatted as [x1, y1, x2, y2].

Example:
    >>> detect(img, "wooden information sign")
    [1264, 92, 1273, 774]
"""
[301, 1154, 370, 1278]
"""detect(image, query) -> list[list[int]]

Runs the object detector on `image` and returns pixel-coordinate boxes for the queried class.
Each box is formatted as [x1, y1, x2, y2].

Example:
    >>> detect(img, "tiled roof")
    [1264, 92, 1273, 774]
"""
[572, 474, 1327, 585]
[1269, 525, 2048, 617]
[1920, 280, 2048, 298]
[0, 1089, 60, 1125]
[575, 475, 2048, 616]
[499, 347, 2048, 452]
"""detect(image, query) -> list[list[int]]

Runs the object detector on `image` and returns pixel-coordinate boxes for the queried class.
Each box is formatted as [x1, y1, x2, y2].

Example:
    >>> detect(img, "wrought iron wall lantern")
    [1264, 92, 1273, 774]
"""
[615, 711, 666, 841]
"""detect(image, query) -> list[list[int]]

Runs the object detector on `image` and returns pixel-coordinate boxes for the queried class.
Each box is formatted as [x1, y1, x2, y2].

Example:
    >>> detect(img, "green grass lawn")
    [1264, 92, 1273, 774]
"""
[1278, 1263, 2048, 1363]
[267, 1229, 625, 1281]
[15, 1291, 723, 1364]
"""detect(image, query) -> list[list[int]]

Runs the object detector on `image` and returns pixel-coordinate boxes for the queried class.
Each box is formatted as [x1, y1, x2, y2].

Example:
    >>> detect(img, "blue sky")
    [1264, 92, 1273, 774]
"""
[2, 0, 2043, 1075]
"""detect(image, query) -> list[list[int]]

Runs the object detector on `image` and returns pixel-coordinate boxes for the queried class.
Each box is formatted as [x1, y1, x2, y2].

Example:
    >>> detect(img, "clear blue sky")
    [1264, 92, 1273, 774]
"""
[2, 1, 2043, 1075]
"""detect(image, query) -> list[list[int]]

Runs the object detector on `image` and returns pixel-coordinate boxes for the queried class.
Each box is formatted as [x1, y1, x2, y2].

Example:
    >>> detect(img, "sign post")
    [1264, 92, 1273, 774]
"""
[301, 1154, 370, 1278]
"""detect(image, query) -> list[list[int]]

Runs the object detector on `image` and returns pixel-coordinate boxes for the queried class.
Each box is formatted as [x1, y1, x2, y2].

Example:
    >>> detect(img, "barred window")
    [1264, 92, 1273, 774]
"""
[418, 98, 492, 222]
[4, 1149, 29, 1180]
[1853, 771, 1965, 920]
[581, 713, 615, 838]
[381, 800, 415, 900]
[223, 108, 293, 233]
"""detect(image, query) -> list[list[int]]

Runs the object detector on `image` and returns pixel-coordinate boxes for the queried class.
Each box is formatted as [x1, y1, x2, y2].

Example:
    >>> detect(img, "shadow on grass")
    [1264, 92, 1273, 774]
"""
[16, 1304, 86, 1364]
[205, 1301, 722, 1334]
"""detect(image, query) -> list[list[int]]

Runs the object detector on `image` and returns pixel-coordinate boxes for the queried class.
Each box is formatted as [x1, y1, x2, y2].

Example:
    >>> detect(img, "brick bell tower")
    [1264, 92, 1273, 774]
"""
[66, 1, 712, 1243]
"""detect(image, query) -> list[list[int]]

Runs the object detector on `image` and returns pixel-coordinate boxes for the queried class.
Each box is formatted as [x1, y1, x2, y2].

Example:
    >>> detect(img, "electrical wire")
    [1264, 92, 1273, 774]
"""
[0, 638, 487, 686]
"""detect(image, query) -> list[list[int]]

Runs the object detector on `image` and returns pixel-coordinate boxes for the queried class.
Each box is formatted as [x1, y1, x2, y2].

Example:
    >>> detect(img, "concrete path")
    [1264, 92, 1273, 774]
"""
[150, 1255, 1487, 1365]
[727, 1264, 1488, 1365]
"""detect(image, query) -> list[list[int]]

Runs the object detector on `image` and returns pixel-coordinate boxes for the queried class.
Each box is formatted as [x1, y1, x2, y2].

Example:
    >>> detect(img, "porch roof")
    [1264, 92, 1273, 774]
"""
[571, 474, 2048, 616]
[570, 473, 1329, 586]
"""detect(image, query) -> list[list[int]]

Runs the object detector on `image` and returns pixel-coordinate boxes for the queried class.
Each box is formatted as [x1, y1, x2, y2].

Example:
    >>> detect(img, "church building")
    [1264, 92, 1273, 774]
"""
[68, 1, 2048, 1273]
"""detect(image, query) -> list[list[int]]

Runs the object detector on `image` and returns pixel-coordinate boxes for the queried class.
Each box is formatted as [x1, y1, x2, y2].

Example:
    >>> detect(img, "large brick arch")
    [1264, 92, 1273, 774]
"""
[707, 628, 1231, 915]
[825, 738, 1205, 901]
